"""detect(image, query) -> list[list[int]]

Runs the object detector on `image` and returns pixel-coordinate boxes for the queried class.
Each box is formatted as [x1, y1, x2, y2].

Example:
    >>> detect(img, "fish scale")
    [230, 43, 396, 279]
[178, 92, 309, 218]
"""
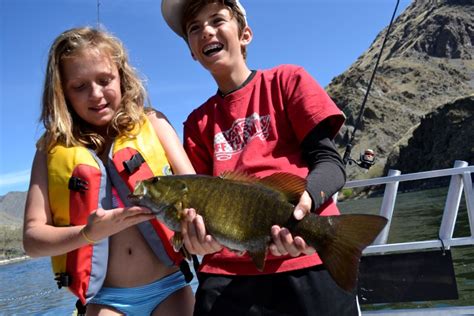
[185, 178, 287, 249]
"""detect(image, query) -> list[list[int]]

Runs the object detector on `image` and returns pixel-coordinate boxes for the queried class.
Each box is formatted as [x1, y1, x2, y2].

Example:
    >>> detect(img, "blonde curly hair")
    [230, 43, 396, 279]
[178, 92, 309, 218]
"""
[39, 27, 149, 154]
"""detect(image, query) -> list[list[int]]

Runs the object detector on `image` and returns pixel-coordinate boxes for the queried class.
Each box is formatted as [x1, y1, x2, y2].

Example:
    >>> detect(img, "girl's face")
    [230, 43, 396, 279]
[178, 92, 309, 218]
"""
[61, 48, 122, 130]
[186, 3, 251, 73]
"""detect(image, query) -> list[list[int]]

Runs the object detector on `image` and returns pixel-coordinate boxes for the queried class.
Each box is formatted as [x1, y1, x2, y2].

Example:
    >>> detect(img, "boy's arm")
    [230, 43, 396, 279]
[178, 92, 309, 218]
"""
[301, 123, 346, 212]
[269, 120, 346, 257]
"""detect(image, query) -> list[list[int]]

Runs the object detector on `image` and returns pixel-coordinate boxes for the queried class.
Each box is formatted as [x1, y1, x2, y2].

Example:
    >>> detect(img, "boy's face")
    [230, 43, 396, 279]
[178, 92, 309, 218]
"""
[185, 3, 251, 72]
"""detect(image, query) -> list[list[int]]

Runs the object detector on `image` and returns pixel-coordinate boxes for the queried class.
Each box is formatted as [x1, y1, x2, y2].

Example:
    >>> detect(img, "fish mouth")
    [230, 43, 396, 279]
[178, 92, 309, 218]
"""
[128, 193, 143, 204]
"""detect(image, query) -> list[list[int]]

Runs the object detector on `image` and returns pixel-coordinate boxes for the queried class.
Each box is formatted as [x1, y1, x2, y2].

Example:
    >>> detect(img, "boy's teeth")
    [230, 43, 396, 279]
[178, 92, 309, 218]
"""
[203, 43, 223, 55]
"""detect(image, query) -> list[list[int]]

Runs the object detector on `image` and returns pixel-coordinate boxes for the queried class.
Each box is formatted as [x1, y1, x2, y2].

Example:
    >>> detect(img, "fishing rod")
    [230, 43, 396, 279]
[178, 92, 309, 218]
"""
[342, 0, 400, 169]
[97, 0, 101, 29]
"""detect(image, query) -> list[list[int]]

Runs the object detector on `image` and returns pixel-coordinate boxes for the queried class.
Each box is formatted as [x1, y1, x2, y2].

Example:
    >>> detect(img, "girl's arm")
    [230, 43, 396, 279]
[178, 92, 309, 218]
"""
[23, 150, 87, 257]
[148, 110, 195, 175]
[148, 111, 222, 254]
[23, 150, 154, 257]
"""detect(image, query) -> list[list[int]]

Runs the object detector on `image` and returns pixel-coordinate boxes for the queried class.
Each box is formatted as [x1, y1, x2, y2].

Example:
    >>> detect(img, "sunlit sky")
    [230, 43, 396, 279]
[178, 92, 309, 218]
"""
[0, 0, 411, 195]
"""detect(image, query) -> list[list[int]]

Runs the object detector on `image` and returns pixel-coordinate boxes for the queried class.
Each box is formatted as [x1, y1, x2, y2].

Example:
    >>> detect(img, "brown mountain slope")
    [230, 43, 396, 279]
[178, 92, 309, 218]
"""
[386, 95, 473, 177]
[327, 0, 474, 179]
[0, 192, 26, 226]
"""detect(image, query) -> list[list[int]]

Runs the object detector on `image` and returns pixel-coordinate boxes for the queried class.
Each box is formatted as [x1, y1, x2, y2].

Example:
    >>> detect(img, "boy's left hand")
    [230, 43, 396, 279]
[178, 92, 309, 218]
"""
[269, 191, 316, 257]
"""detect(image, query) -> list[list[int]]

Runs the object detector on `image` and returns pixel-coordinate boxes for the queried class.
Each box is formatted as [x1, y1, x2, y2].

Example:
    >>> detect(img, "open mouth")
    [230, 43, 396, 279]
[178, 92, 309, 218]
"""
[128, 193, 143, 203]
[203, 42, 224, 56]
[90, 104, 108, 111]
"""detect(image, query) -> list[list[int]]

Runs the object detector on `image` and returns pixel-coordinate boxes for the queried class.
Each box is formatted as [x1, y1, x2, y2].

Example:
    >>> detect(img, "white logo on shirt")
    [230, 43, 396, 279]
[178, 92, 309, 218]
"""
[214, 113, 271, 161]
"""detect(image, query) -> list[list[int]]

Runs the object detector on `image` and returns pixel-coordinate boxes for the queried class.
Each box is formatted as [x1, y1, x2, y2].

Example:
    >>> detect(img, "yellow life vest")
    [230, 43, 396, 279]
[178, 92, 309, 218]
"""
[47, 117, 182, 305]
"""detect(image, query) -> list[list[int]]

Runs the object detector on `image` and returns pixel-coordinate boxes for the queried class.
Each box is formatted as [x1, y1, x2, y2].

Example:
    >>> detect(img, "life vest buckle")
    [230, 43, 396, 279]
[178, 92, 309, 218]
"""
[123, 152, 145, 174]
[55, 272, 70, 289]
[68, 176, 89, 192]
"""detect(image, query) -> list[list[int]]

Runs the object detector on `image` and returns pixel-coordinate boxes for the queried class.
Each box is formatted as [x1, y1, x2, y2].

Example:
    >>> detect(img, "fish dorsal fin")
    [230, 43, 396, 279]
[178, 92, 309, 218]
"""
[259, 172, 306, 204]
[220, 171, 306, 204]
[219, 170, 259, 183]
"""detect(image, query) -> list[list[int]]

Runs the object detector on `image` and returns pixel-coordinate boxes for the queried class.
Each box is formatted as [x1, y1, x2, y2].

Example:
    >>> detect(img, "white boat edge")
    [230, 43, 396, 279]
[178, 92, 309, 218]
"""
[338, 160, 474, 315]
[363, 305, 474, 315]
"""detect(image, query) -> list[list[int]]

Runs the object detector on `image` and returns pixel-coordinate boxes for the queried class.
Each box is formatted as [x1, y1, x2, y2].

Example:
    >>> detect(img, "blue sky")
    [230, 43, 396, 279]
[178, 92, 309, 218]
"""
[0, 0, 411, 195]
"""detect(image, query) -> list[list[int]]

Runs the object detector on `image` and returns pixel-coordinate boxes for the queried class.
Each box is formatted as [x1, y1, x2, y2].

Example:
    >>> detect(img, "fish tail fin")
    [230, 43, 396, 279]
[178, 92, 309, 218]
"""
[315, 214, 387, 292]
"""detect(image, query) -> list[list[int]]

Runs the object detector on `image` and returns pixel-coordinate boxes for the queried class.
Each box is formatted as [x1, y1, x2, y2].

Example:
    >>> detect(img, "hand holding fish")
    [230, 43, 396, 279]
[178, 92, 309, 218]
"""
[180, 208, 223, 255]
[269, 191, 316, 257]
[82, 206, 154, 243]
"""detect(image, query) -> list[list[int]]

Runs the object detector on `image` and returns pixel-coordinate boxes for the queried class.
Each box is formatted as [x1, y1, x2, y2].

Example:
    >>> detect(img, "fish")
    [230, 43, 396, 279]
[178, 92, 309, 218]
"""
[129, 171, 387, 292]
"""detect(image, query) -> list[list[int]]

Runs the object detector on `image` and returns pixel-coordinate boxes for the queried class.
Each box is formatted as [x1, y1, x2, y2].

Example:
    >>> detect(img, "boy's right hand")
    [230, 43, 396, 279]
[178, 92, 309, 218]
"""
[180, 208, 223, 255]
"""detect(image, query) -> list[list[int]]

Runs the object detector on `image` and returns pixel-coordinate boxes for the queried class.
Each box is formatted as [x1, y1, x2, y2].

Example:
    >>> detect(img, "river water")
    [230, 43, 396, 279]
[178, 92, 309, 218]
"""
[0, 187, 472, 314]
[0, 257, 199, 315]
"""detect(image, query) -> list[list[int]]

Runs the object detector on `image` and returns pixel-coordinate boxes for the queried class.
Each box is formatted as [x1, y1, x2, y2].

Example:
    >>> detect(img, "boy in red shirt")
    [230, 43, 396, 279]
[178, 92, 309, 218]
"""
[162, 0, 359, 314]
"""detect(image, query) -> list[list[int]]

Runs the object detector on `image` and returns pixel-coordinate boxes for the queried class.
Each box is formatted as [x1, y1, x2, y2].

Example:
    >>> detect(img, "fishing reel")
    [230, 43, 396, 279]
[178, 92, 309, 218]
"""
[346, 149, 376, 170]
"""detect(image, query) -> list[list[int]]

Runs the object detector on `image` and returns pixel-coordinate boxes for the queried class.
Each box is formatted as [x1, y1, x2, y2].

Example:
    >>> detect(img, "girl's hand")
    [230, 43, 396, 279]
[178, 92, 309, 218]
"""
[81, 206, 154, 243]
[269, 191, 316, 257]
[180, 208, 223, 255]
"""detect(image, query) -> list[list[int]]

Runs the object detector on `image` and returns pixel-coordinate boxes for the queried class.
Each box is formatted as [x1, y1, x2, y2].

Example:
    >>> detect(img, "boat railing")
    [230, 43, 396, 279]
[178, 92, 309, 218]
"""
[338, 159, 474, 254]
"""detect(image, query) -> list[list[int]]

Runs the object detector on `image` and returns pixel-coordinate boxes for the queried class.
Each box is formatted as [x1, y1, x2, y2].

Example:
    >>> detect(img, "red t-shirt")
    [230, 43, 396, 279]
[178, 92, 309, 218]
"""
[183, 64, 345, 275]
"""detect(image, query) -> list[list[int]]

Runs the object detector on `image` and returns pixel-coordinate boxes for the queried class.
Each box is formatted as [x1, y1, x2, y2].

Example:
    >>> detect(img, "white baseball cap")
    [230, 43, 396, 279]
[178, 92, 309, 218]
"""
[161, 0, 247, 38]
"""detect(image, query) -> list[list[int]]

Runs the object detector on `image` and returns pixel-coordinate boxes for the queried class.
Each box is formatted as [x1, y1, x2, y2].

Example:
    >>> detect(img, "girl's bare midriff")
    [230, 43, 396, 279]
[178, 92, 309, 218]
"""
[103, 225, 179, 287]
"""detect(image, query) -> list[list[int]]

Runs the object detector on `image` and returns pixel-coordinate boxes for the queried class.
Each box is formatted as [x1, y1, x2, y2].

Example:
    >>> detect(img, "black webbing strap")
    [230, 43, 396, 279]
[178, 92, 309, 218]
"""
[75, 299, 87, 316]
[179, 254, 201, 283]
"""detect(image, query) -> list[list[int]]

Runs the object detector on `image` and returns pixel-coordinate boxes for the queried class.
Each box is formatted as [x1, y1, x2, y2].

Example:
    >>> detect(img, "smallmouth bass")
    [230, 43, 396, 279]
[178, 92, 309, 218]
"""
[129, 171, 387, 292]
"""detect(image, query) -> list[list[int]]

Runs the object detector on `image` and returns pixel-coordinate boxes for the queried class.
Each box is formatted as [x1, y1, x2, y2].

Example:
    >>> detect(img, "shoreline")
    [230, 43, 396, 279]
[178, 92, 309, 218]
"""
[0, 255, 30, 266]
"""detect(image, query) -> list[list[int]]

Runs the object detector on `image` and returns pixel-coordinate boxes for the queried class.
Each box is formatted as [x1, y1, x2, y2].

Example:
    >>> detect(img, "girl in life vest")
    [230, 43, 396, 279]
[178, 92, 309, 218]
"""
[23, 27, 195, 316]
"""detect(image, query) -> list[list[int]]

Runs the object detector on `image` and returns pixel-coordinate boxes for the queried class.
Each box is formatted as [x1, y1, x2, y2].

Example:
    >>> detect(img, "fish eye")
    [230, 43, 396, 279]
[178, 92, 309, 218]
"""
[176, 181, 188, 192]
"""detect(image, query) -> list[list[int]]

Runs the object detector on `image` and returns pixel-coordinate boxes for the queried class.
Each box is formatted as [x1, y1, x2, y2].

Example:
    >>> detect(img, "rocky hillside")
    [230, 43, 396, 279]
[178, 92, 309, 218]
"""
[0, 192, 26, 259]
[328, 0, 474, 180]
[0, 192, 26, 227]
[386, 95, 474, 189]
